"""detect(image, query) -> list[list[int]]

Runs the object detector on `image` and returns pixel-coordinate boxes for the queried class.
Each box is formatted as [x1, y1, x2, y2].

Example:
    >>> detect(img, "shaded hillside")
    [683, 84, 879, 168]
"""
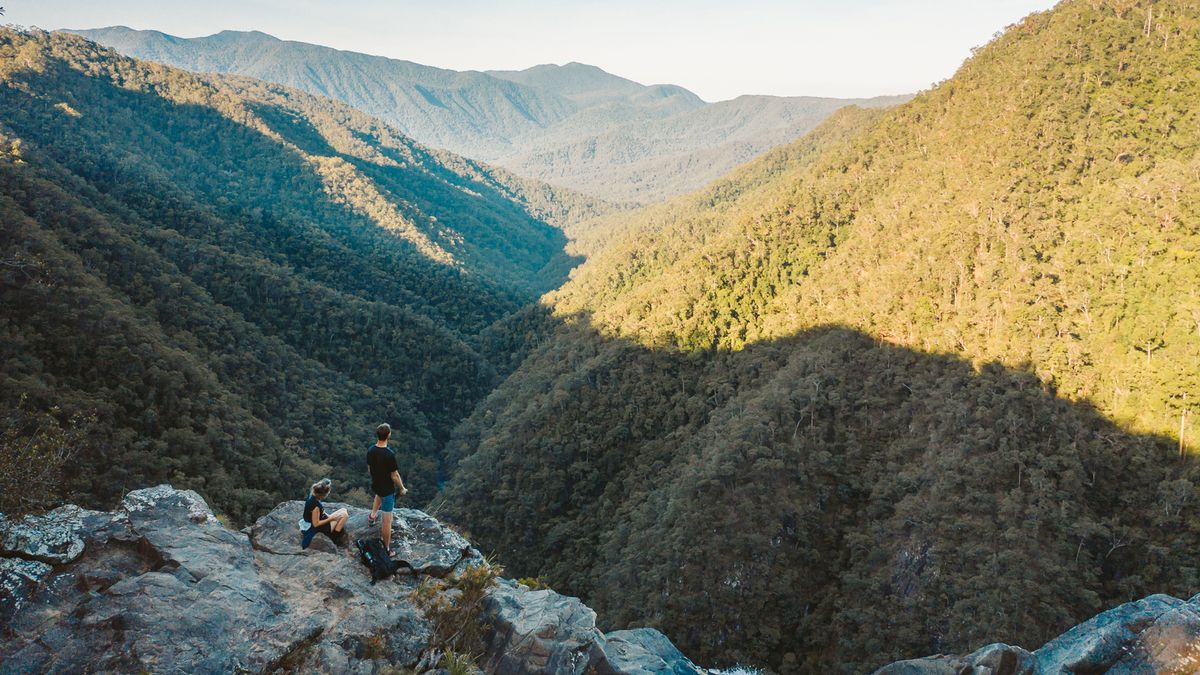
[444, 320, 1196, 673]
[0, 28, 595, 522]
[68, 27, 907, 203]
[441, 1, 1200, 672]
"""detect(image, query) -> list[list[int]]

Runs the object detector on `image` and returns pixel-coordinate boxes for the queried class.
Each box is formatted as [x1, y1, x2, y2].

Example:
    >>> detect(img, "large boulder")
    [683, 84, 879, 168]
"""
[249, 501, 479, 576]
[481, 579, 609, 675]
[873, 642, 1034, 675]
[0, 486, 434, 673]
[1034, 593, 1200, 673]
[600, 627, 707, 675]
[0, 504, 107, 563]
[874, 593, 1200, 675]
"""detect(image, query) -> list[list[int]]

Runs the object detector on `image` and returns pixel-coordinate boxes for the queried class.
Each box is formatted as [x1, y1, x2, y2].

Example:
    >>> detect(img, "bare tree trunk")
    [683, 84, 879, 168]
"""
[1181, 396, 1190, 457]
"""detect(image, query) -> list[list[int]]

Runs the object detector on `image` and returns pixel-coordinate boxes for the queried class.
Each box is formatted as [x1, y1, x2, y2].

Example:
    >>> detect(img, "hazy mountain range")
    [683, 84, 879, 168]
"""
[68, 27, 909, 202]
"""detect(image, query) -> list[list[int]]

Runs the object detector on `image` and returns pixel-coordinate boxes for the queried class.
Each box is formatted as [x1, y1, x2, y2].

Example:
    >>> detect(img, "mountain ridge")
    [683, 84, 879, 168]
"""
[67, 26, 910, 202]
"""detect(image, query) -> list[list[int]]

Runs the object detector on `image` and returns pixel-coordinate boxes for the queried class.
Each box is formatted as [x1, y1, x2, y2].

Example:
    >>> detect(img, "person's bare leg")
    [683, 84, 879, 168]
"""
[381, 511, 393, 551]
[369, 496, 381, 524]
[332, 510, 347, 532]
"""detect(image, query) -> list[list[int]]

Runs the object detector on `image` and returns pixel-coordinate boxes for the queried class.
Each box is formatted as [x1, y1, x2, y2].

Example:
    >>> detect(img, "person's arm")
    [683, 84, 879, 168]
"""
[386, 453, 407, 495]
[312, 506, 339, 528]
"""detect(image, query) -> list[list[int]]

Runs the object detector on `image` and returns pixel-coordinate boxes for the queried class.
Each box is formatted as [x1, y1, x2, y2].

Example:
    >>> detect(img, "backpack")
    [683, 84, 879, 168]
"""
[356, 537, 397, 582]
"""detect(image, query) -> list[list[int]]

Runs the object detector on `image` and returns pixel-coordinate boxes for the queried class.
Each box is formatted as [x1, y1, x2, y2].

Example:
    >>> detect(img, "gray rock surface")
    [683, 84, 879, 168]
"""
[0, 557, 52, 624]
[1034, 593, 1200, 674]
[481, 578, 609, 675]
[249, 500, 478, 576]
[874, 642, 1034, 675]
[874, 593, 1200, 675]
[600, 627, 707, 675]
[0, 485, 703, 675]
[0, 503, 105, 563]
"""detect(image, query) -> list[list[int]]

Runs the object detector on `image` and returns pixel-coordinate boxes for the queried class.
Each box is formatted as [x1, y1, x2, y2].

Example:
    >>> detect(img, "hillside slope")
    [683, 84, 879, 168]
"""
[0, 28, 599, 521]
[65, 26, 579, 158]
[496, 92, 909, 203]
[441, 1, 1200, 671]
[68, 27, 908, 202]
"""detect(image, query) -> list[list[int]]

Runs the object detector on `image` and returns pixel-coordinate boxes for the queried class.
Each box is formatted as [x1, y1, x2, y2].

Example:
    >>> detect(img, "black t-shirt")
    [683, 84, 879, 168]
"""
[303, 495, 326, 527]
[367, 445, 399, 496]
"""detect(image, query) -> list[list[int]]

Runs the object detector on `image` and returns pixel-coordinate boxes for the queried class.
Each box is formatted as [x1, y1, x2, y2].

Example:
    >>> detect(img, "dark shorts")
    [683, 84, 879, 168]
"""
[378, 492, 396, 513]
[301, 521, 335, 549]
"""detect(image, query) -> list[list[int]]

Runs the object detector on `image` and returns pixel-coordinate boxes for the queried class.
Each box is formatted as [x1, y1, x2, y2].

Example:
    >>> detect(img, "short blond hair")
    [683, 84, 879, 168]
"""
[311, 478, 332, 498]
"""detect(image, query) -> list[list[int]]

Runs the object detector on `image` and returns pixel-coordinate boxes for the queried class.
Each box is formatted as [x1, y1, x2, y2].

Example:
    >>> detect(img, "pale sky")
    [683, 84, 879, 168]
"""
[11, 0, 1059, 101]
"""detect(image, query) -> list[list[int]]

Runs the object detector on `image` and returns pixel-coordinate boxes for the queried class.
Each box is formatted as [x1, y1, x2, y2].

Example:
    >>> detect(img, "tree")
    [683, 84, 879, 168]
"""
[0, 398, 91, 514]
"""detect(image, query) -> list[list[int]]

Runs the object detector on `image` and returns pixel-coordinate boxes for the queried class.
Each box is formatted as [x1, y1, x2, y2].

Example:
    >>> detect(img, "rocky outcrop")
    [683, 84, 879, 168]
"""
[482, 578, 608, 675]
[480, 580, 706, 675]
[874, 593, 1200, 675]
[600, 628, 707, 675]
[874, 643, 1034, 675]
[0, 485, 707, 675]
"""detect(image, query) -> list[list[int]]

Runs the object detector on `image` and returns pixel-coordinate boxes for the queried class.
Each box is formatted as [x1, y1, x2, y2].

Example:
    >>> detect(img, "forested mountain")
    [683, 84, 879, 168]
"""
[67, 27, 908, 202]
[439, 1, 1200, 672]
[66, 26, 578, 158]
[487, 61, 705, 110]
[0, 28, 603, 522]
[496, 92, 910, 203]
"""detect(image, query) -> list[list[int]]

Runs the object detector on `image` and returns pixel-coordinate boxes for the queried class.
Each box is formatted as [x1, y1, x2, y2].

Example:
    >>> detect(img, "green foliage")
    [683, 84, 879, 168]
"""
[554, 0, 1200, 442]
[0, 396, 93, 514]
[0, 28, 584, 522]
[443, 1, 1200, 672]
[410, 560, 502, 667]
[440, 650, 476, 675]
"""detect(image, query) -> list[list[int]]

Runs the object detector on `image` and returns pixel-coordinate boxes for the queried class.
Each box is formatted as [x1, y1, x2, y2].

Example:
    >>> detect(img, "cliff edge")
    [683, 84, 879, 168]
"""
[0, 486, 705, 674]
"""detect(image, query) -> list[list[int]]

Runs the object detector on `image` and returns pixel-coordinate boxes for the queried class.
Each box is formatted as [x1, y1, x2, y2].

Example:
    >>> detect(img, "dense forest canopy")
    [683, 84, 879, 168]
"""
[440, 0, 1200, 672]
[0, 28, 604, 522]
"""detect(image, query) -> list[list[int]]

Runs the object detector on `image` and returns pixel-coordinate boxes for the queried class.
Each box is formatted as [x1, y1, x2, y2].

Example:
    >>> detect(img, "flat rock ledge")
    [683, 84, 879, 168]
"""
[0, 485, 707, 675]
[874, 593, 1200, 674]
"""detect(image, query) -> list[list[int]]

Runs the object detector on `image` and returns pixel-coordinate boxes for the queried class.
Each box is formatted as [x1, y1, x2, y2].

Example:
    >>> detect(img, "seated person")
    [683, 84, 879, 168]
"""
[300, 478, 349, 549]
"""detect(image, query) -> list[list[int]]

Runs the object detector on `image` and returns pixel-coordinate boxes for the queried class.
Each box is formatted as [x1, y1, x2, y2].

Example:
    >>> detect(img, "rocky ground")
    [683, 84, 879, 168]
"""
[5, 485, 1199, 674]
[0, 485, 706, 674]
[873, 594, 1200, 674]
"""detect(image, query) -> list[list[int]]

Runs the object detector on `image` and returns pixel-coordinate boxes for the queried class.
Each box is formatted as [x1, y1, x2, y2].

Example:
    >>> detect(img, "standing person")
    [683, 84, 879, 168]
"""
[301, 478, 349, 549]
[366, 423, 408, 551]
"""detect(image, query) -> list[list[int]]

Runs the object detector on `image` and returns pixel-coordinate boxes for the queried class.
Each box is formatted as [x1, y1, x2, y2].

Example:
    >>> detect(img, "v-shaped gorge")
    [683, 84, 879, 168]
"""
[0, 28, 605, 521]
[439, 1, 1200, 672]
